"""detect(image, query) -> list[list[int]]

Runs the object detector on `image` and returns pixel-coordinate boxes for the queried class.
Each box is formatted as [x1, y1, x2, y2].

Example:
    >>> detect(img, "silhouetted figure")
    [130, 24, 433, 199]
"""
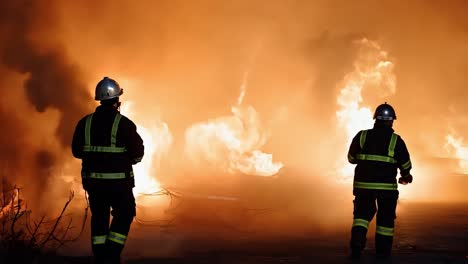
[347, 102, 413, 260]
[72, 77, 144, 263]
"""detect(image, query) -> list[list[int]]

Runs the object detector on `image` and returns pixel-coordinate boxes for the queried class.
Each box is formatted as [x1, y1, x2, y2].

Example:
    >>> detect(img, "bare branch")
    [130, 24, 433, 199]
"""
[10, 187, 21, 241]
[39, 191, 74, 249]
[28, 216, 45, 248]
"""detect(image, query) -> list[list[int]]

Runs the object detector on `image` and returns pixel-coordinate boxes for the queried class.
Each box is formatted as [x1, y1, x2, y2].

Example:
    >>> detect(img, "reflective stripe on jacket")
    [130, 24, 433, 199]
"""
[347, 123, 412, 189]
[72, 105, 144, 183]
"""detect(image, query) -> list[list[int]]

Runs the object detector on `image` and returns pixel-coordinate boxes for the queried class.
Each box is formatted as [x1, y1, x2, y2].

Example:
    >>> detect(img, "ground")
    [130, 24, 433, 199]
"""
[49, 202, 468, 264]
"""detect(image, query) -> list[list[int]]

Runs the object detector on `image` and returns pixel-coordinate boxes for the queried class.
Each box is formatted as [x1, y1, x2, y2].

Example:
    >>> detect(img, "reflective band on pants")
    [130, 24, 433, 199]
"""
[107, 231, 127, 245]
[92, 235, 107, 245]
[352, 218, 370, 229]
[354, 181, 398, 190]
[376, 225, 394, 236]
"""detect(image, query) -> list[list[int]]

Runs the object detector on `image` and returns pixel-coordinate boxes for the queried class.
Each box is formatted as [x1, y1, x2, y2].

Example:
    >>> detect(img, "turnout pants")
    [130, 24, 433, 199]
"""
[87, 186, 136, 263]
[350, 189, 398, 257]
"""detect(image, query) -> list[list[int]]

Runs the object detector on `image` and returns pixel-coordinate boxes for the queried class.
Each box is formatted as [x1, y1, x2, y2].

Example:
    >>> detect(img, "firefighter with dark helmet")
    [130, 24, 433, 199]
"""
[347, 102, 413, 260]
[72, 77, 144, 263]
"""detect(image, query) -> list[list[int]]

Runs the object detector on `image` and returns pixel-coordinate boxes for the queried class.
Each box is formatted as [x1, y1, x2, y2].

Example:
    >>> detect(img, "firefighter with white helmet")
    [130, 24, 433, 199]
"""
[72, 77, 144, 263]
[347, 102, 413, 260]
[94, 77, 124, 101]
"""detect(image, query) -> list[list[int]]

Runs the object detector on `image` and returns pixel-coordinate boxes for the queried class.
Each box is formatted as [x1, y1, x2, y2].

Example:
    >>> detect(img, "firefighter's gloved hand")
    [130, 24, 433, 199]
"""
[398, 174, 413, 185]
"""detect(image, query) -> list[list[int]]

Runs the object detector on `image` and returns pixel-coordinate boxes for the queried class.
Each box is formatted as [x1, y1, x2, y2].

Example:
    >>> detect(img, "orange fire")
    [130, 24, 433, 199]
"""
[120, 102, 173, 196]
[0, 188, 20, 218]
[336, 38, 396, 181]
[119, 70, 282, 202]
[184, 69, 283, 176]
[184, 105, 283, 176]
[445, 133, 468, 174]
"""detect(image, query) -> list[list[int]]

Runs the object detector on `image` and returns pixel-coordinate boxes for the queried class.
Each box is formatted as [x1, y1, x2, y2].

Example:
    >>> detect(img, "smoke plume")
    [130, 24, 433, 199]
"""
[0, 0, 92, 205]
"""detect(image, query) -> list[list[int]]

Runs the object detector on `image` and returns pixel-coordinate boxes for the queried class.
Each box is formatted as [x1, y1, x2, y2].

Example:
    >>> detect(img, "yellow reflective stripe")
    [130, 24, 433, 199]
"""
[92, 235, 107, 245]
[359, 130, 368, 149]
[82, 171, 134, 179]
[83, 146, 127, 153]
[83, 113, 126, 153]
[354, 181, 398, 190]
[376, 225, 394, 236]
[352, 218, 370, 229]
[107, 231, 127, 245]
[388, 133, 397, 157]
[85, 114, 93, 146]
[357, 131, 398, 164]
[111, 114, 122, 147]
[401, 160, 412, 170]
[356, 154, 397, 164]
[348, 153, 356, 162]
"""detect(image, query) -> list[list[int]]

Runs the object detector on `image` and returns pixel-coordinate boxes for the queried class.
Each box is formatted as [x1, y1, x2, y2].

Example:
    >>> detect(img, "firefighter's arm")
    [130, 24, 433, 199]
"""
[347, 132, 361, 164]
[396, 136, 413, 184]
[71, 118, 85, 159]
[125, 120, 144, 164]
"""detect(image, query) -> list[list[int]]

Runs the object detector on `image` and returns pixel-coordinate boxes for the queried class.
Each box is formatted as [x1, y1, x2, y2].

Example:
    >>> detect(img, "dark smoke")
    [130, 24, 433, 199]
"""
[0, 1, 92, 205]
[0, 0, 92, 147]
[0, 100, 26, 167]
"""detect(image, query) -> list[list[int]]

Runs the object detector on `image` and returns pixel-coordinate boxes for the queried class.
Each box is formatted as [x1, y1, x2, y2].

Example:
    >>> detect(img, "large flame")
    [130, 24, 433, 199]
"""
[120, 102, 173, 196]
[185, 105, 283, 176]
[184, 69, 283, 176]
[336, 39, 396, 180]
[445, 133, 468, 174]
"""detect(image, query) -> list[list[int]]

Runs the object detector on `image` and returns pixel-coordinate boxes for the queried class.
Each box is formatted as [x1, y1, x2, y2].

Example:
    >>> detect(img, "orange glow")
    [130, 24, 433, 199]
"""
[184, 69, 283, 177]
[445, 133, 468, 174]
[185, 105, 283, 176]
[121, 102, 173, 196]
[336, 39, 396, 180]
[0, 189, 19, 218]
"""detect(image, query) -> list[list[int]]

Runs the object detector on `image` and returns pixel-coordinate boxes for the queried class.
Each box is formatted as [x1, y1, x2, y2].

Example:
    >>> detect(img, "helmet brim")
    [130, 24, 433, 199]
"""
[375, 116, 396, 121]
[94, 88, 124, 101]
